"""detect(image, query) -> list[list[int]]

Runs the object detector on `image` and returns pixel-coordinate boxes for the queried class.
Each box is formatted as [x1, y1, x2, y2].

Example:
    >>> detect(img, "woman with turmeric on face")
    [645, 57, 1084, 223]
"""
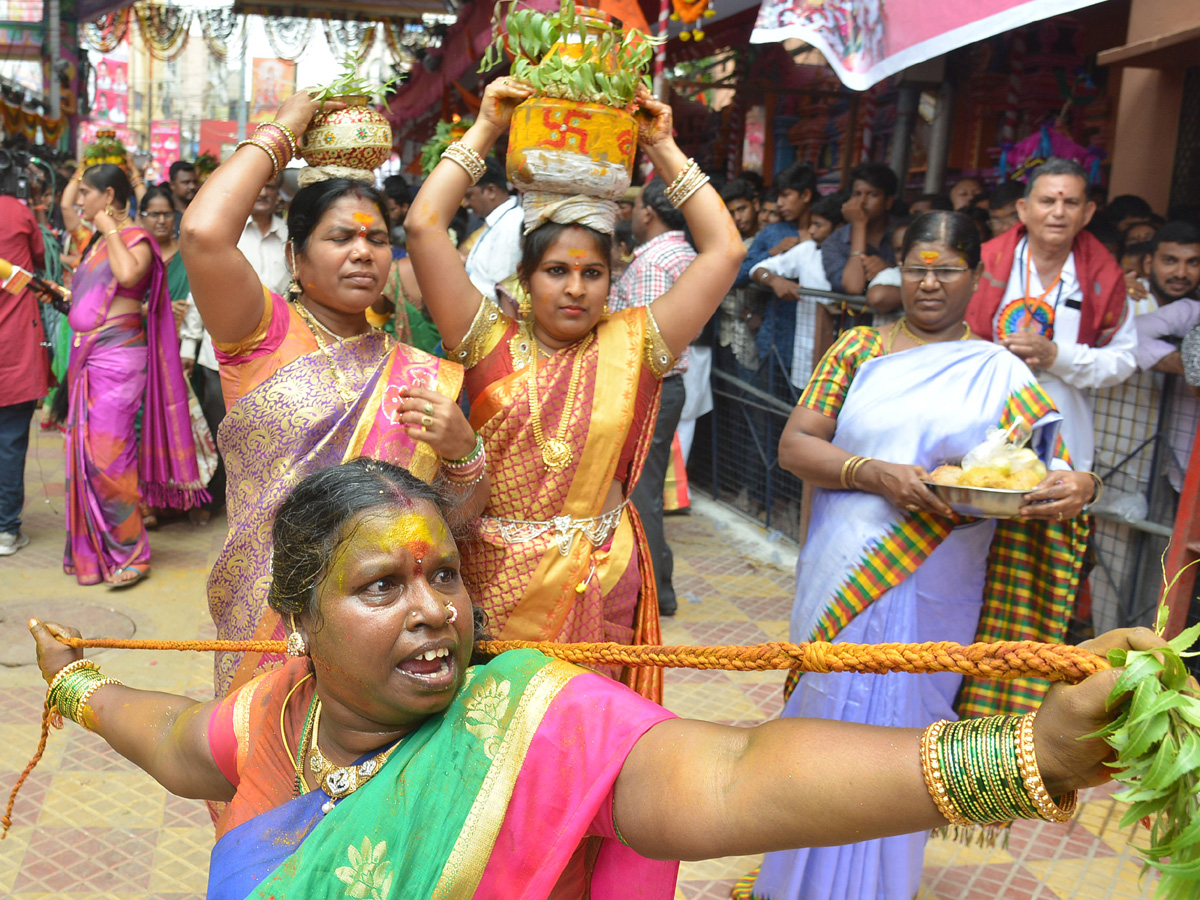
[181, 89, 485, 697]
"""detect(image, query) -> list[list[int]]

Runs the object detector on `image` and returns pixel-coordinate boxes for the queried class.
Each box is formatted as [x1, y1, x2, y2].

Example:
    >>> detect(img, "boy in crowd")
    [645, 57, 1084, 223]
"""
[721, 179, 760, 245]
[823, 162, 898, 294]
[748, 192, 844, 389]
[733, 162, 818, 389]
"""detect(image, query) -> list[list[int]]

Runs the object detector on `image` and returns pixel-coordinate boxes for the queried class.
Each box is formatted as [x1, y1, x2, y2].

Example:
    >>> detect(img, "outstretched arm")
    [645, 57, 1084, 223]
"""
[405, 78, 533, 348]
[638, 89, 746, 357]
[614, 627, 1155, 861]
[29, 620, 232, 802]
[181, 91, 342, 344]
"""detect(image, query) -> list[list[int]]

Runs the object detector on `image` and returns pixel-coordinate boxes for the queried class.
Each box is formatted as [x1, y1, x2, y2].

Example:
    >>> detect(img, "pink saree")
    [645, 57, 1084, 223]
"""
[210, 290, 463, 696]
[63, 227, 204, 585]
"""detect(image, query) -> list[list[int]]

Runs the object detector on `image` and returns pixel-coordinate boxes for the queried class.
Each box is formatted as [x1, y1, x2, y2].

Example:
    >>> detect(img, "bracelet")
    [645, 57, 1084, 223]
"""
[442, 141, 487, 184]
[129, 177, 144, 188]
[664, 159, 710, 208]
[839, 455, 873, 490]
[236, 137, 282, 179]
[47, 657, 98, 695]
[849, 250, 865, 257]
[104, 229, 120, 238]
[665, 159, 695, 197]
[442, 438, 487, 486]
[255, 122, 296, 166]
[1015, 711, 1078, 822]
[1081, 471, 1104, 511]
[263, 121, 299, 158]
[919, 719, 971, 826]
[48, 664, 122, 727]
[443, 433, 484, 469]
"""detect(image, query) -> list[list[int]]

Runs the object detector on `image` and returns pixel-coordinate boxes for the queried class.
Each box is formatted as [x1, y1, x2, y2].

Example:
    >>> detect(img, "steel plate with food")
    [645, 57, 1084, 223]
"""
[923, 460, 1048, 518]
[922, 480, 1029, 518]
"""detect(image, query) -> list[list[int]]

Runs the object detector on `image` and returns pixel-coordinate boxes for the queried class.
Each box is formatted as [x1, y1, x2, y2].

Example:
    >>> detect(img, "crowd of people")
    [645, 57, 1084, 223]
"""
[0, 71, 1195, 900]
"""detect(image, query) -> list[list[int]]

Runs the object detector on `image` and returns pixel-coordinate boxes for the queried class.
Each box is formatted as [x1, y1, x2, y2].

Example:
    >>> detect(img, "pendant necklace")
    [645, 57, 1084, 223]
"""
[295, 696, 405, 815]
[513, 321, 594, 471]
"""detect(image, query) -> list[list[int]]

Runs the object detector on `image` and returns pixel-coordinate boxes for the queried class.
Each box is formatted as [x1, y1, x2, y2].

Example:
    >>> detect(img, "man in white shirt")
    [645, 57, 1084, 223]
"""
[463, 158, 523, 301]
[966, 158, 1137, 473]
[236, 176, 290, 296]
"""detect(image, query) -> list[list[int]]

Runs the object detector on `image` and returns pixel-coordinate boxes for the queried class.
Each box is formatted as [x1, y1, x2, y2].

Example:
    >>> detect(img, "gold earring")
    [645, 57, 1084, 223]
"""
[601, 301, 611, 319]
[286, 614, 307, 657]
[104, 204, 114, 217]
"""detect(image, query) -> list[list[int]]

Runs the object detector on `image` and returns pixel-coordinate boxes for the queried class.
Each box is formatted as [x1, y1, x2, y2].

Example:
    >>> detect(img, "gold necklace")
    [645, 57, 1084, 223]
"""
[292, 300, 361, 405]
[897, 317, 971, 347]
[512, 321, 594, 471]
[304, 697, 404, 815]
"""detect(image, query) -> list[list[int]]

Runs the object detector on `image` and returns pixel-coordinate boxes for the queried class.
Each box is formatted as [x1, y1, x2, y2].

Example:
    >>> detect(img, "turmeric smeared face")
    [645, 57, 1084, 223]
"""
[292, 196, 392, 316]
[306, 502, 472, 730]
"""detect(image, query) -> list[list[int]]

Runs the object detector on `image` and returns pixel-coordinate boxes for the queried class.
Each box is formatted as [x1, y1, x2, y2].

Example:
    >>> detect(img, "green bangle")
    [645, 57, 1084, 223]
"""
[49, 666, 121, 726]
[933, 716, 1040, 826]
[443, 433, 484, 469]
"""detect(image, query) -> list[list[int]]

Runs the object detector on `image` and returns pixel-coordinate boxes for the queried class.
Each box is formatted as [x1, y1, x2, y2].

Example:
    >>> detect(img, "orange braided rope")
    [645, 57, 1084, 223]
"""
[57, 636, 1110, 684]
[2, 636, 1109, 838]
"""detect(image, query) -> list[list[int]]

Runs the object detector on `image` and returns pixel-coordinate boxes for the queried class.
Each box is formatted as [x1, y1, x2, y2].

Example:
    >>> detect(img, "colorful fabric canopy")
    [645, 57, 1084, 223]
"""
[750, 0, 1108, 91]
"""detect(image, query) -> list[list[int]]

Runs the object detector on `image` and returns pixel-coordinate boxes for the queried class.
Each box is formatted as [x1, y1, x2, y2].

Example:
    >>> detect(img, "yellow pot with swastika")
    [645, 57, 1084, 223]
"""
[506, 97, 637, 201]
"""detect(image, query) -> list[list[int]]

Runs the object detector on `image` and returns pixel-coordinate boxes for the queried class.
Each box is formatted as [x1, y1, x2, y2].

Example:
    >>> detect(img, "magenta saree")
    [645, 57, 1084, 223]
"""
[209, 290, 463, 696]
[63, 228, 204, 584]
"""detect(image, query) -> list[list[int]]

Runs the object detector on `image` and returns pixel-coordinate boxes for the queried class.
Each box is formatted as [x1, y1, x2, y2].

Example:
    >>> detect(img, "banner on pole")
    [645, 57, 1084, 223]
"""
[750, 0, 1106, 91]
[250, 58, 296, 123]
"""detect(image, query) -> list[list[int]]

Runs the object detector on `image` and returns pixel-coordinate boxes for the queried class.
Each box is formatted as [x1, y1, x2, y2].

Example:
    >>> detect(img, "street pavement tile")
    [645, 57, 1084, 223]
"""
[14, 828, 157, 892]
[148, 828, 215, 892]
[1024, 856, 1156, 899]
[39, 772, 165, 830]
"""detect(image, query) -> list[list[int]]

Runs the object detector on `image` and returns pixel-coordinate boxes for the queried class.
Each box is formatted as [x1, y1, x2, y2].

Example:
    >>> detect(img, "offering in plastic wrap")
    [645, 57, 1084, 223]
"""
[929, 418, 1048, 490]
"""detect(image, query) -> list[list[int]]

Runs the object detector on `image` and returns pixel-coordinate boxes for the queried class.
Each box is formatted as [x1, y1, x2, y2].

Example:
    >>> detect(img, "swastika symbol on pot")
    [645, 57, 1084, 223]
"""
[538, 108, 592, 154]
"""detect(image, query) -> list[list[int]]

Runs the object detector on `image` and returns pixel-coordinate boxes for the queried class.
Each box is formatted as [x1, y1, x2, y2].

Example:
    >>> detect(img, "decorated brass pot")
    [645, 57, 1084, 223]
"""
[299, 96, 392, 170]
[506, 97, 636, 200]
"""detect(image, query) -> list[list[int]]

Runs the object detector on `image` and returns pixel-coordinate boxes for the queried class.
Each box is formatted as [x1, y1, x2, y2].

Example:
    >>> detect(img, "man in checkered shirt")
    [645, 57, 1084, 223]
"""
[610, 177, 697, 616]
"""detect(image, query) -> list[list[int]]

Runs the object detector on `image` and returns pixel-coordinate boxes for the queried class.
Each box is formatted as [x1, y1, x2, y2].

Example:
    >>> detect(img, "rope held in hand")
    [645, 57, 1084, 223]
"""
[54, 636, 1110, 683]
[3, 636, 1109, 838]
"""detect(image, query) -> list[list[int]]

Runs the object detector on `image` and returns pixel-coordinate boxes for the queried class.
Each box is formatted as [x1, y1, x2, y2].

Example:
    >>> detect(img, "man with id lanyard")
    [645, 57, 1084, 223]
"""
[966, 157, 1137, 473]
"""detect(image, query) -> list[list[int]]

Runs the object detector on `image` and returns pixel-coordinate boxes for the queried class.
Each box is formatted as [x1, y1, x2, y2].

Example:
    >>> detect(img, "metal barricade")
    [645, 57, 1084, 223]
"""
[688, 284, 870, 543]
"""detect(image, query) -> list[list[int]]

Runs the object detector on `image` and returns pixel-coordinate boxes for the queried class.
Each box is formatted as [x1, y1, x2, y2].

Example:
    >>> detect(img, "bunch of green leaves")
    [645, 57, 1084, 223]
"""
[479, 0, 663, 108]
[194, 152, 219, 178]
[419, 117, 475, 175]
[1088, 563, 1200, 900]
[310, 57, 398, 106]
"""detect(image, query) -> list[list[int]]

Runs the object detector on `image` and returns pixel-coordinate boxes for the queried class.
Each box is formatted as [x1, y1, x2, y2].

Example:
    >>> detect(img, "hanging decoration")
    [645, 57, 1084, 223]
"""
[264, 17, 313, 62]
[322, 20, 377, 63]
[82, 10, 130, 53]
[132, 2, 192, 62]
[671, 0, 715, 42]
[200, 9, 242, 62]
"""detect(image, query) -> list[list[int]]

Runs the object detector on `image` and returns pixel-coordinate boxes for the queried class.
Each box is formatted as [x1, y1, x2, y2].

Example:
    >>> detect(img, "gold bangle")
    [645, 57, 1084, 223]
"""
[104, 229, 120, 237]
[1016, 712, 1077, 823]
[47, 658, 98, 695]
[236, 137, 281, 178]
[75, 677, 122, 730]
[442, 141, 487, 184]
[847, 456, 873, 490]
[839, 455, 860, 490]
[920, 720, 971, 826]
[1081, 471, 1104, 511]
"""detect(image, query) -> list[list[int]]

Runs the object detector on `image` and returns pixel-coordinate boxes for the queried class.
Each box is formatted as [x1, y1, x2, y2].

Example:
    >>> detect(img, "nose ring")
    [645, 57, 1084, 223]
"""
[444, 602, 458, 624]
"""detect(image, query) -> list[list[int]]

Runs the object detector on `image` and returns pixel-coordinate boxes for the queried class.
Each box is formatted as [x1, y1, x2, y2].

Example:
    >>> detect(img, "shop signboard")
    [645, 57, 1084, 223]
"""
[751, 0, 1106, 91]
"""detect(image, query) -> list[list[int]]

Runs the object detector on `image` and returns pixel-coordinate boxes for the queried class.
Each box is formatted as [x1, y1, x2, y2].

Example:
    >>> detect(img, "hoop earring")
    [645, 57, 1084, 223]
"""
[286, 614, 308, 657]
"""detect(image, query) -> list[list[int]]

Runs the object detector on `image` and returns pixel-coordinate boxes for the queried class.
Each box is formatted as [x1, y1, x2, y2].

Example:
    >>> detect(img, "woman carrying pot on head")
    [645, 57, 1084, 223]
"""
[27, 457, 1158, 899]
[55, 163, 204, 587]
[747, 212, 1098, 900]
[405, 79, 746, 700]
[180, 90, 486, 697]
